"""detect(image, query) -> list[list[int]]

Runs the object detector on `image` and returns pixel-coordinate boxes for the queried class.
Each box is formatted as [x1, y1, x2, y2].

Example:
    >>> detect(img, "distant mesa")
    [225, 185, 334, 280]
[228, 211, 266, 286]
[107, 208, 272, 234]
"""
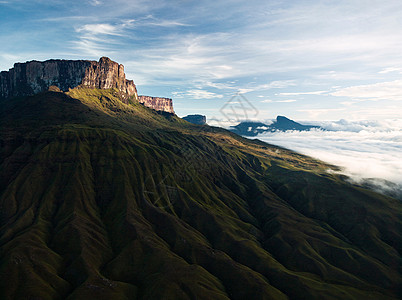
[138, 95, 174, 114]
[0, 57, 137, 100]
[0, 57, 174, 113]
[230, 115, 321, 136]
[182, 114, 206, 125]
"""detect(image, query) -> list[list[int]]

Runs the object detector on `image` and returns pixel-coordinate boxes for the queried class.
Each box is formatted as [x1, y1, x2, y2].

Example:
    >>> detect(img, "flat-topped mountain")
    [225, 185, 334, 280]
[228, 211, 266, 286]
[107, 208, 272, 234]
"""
[138, 95, 174, 114]
[230, 115, 321, 136]
[0, 57, 138, 101]
[182, 114, 207, 125]
[0, 57, 174, 113]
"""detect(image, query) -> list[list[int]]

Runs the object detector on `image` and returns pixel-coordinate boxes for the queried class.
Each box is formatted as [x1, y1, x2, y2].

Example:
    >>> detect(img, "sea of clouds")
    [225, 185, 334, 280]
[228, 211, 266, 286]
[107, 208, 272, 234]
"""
[256, 119, 402, 197]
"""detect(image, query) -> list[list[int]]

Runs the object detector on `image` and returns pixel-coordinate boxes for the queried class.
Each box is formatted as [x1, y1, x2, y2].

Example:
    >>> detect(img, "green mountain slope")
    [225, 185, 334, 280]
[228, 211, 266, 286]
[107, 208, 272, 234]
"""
[0, 89, 401, 299]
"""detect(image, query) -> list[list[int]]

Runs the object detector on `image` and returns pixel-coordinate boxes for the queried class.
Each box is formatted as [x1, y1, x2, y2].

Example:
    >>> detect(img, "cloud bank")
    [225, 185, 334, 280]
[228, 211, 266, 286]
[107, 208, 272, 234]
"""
[257, 119, 402, 196]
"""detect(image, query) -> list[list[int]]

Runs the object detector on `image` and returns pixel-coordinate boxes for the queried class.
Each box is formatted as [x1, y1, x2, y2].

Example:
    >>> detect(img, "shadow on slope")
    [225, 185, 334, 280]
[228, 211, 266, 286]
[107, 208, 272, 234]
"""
[0, 90, 401, 299]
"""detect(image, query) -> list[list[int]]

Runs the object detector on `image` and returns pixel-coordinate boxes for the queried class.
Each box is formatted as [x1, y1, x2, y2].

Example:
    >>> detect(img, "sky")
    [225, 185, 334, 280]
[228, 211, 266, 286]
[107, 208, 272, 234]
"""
[1, 0, 402, 122]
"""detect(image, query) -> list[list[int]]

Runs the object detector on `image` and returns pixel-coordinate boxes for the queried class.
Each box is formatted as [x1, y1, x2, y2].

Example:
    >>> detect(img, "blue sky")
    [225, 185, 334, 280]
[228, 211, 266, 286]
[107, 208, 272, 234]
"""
[1, 0, 402, 122]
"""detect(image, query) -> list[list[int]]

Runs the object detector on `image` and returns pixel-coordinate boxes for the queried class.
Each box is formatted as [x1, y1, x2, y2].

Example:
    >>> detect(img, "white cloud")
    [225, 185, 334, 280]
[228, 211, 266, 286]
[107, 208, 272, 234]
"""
[261, 99, 273, 103]
[207, 117, 241, 128]
[331, 80, 402, 101]
[257, 120, 402, 190]
[76, 23, 124, 36]
[184, 89, 224, 100]
[297, 108, 346, 119]
[193, 80, 236, 90]
[89, 0, 102, 6]
[71, 39, 110, 57]
[347, 106, 402, 119]
[144, 19, 189, 27]
[72, 21, 135, 56]
[378, 67, 402, 74]
[276, 99, 297, 103]
[319, 119, 402, 132]
[315, 71, 378, 81]
[238, 80, 296, 94]
[340, 101, 355, 106]
[278, 91, 327, 96]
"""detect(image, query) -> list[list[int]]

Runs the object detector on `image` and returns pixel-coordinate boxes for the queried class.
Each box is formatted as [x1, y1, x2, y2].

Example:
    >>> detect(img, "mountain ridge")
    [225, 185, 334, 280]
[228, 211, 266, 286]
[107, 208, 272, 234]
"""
[0, 88, 401, 299]
[230, 115, 321, 136]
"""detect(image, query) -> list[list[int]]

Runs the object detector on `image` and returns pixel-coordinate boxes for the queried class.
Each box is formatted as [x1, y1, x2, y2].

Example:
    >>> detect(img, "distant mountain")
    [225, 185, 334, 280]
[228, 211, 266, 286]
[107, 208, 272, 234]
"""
[230, 115, 321, 136]
[273, 115, 320, 131]
[183, 114, 207, 125]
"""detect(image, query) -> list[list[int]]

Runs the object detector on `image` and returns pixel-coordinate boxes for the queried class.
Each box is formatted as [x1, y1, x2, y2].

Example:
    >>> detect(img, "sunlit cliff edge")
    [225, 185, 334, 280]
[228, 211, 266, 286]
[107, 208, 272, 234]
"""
[0, 57, 174, 113]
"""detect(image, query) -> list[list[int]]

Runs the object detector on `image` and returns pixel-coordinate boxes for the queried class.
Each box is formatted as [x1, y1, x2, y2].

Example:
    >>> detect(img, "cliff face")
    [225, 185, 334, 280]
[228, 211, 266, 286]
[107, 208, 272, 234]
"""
[0, 57, 138, 102]
[0, 57, 176, 113]
[138, 95, 174, 114]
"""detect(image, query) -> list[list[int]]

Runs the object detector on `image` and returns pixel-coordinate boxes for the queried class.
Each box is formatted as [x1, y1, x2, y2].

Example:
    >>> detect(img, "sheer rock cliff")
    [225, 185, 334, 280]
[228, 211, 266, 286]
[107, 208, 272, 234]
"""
[138, 95, 174, 114]
[0, 57, 175, 113]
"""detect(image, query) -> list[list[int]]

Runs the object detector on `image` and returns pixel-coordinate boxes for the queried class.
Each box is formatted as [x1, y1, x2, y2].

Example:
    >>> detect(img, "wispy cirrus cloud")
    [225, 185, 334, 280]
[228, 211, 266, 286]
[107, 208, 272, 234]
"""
[276, 99, 297, 103]
[76, 23, 125, 36]
[278, 91, 328, 96]
[378, 67, 402, 74]
[297, 108, 346, 119]
[140, 15, 190, 27]
[331, 80, 402, 101]
[89, 0, 102, 6]
[71, 15, 189, 57]
[174, 89, 224, 100]
[260, 99, 273, 103]
[72, 22, 128, 56]
[193, 80, 236, 91]
[238, 80, 296, 94]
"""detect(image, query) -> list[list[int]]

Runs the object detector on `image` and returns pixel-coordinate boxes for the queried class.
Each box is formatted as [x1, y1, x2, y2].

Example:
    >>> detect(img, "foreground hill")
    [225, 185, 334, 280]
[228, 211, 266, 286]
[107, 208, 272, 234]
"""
[0, 89, 401, 299]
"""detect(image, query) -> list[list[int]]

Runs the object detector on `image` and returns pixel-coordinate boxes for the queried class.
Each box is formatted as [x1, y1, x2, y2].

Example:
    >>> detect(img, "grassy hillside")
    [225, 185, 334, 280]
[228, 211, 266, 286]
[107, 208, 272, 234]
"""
[0, 89, 401, 299]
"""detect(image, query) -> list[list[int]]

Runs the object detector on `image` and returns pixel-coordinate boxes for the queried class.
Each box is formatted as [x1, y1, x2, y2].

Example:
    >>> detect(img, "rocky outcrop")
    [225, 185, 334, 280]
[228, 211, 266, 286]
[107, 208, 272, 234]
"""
[0, 57, 177, 113]
[138, 95, 174, 114]
[183, 114, 206, 125]
[0, 57, 138, 102]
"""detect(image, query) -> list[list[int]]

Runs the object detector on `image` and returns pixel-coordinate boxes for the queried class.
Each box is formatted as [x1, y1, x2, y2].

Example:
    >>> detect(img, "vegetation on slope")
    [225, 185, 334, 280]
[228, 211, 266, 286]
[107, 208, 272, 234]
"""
[0, 89, 401, 299]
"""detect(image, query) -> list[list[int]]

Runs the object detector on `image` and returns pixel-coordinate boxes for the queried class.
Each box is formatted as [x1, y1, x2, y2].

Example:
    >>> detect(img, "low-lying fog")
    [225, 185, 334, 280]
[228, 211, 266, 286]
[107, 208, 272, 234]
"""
[257, 119, 402, 197]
